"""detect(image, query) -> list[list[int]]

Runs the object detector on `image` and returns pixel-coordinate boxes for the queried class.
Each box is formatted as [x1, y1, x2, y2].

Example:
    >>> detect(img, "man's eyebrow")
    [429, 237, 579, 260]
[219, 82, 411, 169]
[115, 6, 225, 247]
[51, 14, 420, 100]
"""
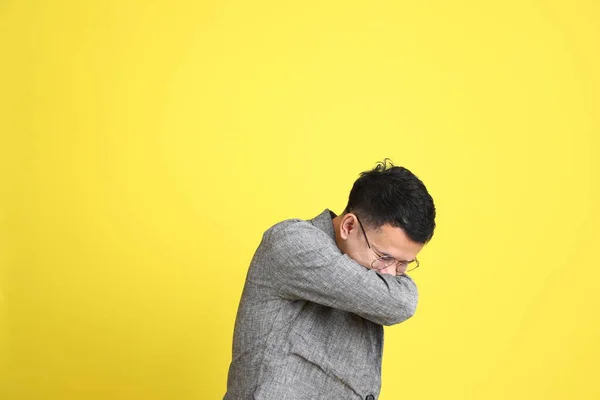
[372, 245, 394, 258]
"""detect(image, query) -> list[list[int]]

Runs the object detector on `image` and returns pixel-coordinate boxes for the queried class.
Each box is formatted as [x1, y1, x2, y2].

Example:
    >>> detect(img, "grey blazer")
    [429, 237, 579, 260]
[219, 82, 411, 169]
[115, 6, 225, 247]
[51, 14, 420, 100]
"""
[224, 209, 418, 400]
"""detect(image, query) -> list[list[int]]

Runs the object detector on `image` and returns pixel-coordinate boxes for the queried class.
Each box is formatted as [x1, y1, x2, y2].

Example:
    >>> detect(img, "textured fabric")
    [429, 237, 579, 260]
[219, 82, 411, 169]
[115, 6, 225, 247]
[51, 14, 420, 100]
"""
[224, 209, 418, 400]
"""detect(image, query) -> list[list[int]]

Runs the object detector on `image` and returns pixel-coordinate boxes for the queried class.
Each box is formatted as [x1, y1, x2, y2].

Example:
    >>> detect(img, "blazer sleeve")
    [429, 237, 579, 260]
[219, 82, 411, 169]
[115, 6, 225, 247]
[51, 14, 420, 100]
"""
[266, 222, 418, 326]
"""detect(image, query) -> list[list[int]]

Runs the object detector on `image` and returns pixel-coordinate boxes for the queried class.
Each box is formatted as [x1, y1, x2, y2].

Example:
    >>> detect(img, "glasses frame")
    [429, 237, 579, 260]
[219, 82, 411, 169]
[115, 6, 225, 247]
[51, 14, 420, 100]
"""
[354, 215, 420, 273]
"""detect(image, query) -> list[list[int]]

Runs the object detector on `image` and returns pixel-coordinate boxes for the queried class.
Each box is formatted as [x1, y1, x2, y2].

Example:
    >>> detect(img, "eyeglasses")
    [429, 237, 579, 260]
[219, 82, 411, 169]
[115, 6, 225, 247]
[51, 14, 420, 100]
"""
[355, 215, 420, 273]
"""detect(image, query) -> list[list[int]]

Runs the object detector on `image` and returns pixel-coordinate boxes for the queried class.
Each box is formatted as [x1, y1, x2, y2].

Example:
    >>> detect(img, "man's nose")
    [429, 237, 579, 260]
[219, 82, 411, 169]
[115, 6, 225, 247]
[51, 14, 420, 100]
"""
[395, 262, 408, 275]
[379, 265, 397, 276]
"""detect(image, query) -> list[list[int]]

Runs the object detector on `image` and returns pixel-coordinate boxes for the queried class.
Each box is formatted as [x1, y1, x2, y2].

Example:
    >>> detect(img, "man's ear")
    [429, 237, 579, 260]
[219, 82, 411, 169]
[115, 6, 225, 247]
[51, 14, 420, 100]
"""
[340, 213, 357, 240]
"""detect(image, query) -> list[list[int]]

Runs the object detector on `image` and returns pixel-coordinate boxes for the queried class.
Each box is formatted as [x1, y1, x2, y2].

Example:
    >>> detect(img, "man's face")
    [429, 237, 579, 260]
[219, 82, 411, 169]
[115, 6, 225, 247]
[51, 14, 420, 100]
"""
[340, 213, 424, 275]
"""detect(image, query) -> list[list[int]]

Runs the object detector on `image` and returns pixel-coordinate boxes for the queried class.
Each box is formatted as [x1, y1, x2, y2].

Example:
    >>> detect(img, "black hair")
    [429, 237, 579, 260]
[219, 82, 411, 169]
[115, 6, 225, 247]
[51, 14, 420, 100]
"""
[343, 159, 436, 244]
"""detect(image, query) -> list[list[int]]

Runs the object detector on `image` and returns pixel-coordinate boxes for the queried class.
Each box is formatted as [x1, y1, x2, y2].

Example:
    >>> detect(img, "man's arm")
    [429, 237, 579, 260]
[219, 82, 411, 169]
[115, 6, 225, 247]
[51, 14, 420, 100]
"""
[267, 222, 418, 326]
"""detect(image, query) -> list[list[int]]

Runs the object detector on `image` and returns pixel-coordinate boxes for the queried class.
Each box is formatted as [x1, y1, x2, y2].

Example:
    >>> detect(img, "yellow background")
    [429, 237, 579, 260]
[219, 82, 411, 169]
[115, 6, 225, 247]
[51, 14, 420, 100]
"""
[1, 1, 599, 399]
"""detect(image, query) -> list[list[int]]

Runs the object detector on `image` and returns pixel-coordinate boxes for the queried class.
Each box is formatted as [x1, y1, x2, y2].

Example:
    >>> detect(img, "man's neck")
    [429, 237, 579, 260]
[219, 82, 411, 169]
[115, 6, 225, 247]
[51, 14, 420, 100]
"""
[332, 214, 344, 252]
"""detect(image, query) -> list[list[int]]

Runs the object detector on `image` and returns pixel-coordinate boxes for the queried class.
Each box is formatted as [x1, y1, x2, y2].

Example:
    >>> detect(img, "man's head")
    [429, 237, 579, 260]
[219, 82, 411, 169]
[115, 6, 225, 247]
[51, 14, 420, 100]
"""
[334, 159, 436, 275]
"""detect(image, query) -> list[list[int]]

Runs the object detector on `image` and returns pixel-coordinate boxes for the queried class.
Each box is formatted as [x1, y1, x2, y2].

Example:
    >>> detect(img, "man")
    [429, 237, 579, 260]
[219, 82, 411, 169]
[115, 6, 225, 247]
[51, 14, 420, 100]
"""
[224, 160, 436, 400]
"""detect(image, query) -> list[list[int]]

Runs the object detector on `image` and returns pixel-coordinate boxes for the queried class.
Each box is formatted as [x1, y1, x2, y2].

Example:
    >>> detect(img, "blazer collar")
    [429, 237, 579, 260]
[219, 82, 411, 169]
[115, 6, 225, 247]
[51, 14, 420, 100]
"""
[310, 209, 337, 241]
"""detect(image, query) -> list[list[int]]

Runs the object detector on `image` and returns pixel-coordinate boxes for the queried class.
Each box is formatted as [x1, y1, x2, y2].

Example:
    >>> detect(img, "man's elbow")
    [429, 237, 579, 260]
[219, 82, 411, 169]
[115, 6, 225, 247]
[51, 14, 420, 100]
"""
[381, 287, 418, 326]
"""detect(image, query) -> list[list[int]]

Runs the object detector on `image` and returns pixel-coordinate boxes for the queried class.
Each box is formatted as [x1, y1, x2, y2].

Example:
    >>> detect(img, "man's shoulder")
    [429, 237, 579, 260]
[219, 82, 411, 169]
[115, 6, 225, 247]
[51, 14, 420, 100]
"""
[265, 216, 315, 239]
[257, 213, 337, 270]
[262, 213, 330, 248]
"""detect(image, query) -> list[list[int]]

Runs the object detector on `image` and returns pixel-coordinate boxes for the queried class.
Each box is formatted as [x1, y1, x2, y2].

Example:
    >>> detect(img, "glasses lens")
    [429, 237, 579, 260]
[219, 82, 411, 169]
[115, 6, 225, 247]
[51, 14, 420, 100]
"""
[372, 258, 420, 272]
[372, 258, 395, 270]
[406, 261, 419, 272]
